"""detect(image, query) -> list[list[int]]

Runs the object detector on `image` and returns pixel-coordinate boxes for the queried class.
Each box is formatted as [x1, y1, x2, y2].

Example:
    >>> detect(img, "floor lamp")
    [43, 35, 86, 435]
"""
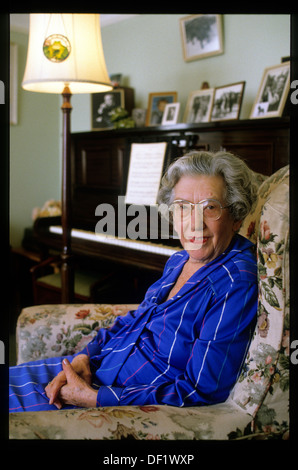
[22, 14, 113, 302]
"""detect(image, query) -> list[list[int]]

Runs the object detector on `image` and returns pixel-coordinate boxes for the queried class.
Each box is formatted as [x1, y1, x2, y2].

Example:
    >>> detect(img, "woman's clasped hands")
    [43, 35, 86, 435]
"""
[45, 354, 97, 409]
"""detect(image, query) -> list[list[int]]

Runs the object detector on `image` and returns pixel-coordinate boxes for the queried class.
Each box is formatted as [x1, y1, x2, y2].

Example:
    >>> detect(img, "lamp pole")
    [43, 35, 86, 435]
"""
[61, 84, 74, 303]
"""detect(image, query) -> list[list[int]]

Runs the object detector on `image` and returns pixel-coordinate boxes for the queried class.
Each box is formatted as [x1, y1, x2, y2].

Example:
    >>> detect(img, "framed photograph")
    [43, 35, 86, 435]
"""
[183, 88, 214, 123]
[211, 81, 245, 122]
[250, 62, 290, 119]
[180, 14, 223, 62]
[161, 102, 180, 125]
[146, 92, 178, 126]
[92, 89, 124, 130]
[132, 108, 147, 128]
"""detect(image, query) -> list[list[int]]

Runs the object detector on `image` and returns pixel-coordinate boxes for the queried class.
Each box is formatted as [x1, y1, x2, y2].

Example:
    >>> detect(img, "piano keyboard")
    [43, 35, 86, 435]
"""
[49, 226, 181, 257]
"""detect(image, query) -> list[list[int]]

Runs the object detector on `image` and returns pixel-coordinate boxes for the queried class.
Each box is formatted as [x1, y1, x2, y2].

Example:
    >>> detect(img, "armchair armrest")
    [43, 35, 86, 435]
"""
[16, 303, 139, 365]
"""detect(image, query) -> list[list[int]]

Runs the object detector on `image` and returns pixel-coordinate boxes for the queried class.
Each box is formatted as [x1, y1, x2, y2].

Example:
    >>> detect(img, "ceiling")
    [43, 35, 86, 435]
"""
[10, 14, 138, 33]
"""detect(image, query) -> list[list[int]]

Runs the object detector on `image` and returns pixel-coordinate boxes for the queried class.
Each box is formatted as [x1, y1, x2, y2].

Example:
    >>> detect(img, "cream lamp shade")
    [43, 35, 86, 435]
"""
[22, 13, 113, 94]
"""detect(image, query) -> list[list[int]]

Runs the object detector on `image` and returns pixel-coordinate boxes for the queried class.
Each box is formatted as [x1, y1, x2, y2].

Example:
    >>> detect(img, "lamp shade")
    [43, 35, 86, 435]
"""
[22, 13, 113, 94]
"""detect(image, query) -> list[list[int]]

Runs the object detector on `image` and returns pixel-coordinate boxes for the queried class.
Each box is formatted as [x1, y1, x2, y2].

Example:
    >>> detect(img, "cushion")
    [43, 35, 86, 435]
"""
[231, 169, 289, 419]
[240, 165, 289, 244]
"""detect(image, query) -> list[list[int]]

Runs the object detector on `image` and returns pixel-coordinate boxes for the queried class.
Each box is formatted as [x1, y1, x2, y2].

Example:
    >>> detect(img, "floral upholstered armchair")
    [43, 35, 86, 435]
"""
[9, 165, 289, 440]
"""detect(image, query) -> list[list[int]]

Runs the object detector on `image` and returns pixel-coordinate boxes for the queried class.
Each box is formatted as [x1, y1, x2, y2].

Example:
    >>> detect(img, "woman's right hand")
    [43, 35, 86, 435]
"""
[45, 354, 92, 409]
[70, 354, 92, 385]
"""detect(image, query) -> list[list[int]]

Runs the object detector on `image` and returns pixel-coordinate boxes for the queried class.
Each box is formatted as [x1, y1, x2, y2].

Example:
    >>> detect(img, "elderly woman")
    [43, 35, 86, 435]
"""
[9, 151, 258, 412]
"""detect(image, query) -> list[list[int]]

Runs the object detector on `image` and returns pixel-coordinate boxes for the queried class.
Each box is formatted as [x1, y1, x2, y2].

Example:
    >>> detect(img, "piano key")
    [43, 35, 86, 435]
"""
[49, 225, 181, 257]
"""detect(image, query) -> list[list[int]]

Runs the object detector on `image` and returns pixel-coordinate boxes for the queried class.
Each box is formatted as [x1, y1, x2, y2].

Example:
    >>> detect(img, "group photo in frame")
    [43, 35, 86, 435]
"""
[92, 89, 124, 130]
[146, 92, 177, 126]
[183, 88, 214, 123]
[250, 61, 290, 119]
[180, 14, 223, 62]
[211, 81, 245, 121]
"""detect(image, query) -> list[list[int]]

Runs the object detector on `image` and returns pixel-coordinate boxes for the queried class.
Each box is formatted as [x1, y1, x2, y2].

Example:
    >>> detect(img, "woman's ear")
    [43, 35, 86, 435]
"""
[233, 219, 243, 232]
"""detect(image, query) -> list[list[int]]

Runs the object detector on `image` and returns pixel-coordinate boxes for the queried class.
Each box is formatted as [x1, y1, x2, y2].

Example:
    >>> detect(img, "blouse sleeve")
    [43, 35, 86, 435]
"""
[95, 279, 257, 407]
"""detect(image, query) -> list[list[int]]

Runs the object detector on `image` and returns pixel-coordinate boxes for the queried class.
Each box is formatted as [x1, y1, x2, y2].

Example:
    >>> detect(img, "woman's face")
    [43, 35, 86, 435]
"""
[173, 174, 242, 265]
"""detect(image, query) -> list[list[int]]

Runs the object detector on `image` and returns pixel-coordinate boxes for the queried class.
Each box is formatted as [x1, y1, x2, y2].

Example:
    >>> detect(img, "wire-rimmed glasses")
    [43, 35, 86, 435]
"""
[170, 198, 230, 221]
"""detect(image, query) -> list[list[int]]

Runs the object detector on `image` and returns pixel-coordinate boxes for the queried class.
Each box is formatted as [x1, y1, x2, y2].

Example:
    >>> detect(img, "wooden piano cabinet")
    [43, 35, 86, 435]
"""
[72, 117, 289, 183]
[193, 118, 289, 175]
[71, 135, 126, 231]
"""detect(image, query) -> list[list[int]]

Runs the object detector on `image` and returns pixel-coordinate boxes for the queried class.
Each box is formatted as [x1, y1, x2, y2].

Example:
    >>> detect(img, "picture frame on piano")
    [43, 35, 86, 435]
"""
[161, 102, 181, 125]
[210, 81, 245, 122]
[146, 92, 178, 126]
[183, 88, 214, 123]
[91, 87, 135, 130]
[249, 61, 290, 119]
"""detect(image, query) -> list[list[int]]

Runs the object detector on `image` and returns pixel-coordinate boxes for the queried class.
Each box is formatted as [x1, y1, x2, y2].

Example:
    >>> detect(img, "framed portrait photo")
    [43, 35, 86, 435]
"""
[250, 62, 290, 119]
[180, 14, 223, 62]
[92, 89, 124, 130]
[184, 88, 214, 123]
[146, 92, 178, 126]
[211, 81, 245, 122]
[161, 102, 180, 125]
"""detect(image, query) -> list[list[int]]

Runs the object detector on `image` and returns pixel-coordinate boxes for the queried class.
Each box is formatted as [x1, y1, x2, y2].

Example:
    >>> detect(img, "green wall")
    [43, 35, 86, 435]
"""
[10, 30, 60, 246]
[10, 14, 290, 246]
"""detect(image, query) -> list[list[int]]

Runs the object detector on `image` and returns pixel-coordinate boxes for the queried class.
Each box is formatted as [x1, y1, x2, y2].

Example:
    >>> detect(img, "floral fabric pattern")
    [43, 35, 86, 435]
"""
[16, 304, 138, 364]
[233, 166, 289, 439]
[10, 166, 289, 440]
[9, 400, 252, 440]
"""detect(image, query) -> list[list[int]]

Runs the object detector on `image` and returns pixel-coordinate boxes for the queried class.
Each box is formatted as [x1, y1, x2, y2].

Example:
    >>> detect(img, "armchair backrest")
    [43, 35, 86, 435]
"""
[231, 166, 289, 425]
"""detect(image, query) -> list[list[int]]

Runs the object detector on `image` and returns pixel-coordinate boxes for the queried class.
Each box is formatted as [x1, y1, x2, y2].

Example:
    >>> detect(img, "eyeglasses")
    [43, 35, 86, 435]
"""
[170, 199, 230, 221]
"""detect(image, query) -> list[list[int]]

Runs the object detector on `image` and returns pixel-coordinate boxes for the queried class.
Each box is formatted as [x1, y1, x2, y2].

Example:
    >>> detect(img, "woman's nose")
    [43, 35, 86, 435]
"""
[190, 205, 205, 232]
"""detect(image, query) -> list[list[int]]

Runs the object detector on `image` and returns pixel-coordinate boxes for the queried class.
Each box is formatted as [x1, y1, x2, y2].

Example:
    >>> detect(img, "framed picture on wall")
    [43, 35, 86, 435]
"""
[146, 92, 178, 126]
[250, 62, 290, 119]
[161, 102, 180, 125]
[183, 88, 214, 123]
[211, 81, 245, 121]
[180, 14, 224, 62]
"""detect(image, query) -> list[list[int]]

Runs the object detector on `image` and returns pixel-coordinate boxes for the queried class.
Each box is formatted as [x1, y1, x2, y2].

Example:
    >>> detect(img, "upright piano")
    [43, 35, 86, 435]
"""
[33, 118, 289, 286]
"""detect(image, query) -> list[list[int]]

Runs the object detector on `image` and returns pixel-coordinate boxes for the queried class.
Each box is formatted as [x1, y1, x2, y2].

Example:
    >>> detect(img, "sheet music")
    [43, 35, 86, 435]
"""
[124, 142, 167, 205]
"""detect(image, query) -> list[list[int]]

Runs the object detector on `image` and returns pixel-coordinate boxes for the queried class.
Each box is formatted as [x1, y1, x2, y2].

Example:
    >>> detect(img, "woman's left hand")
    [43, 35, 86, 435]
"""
[57, 358, 97, 408]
